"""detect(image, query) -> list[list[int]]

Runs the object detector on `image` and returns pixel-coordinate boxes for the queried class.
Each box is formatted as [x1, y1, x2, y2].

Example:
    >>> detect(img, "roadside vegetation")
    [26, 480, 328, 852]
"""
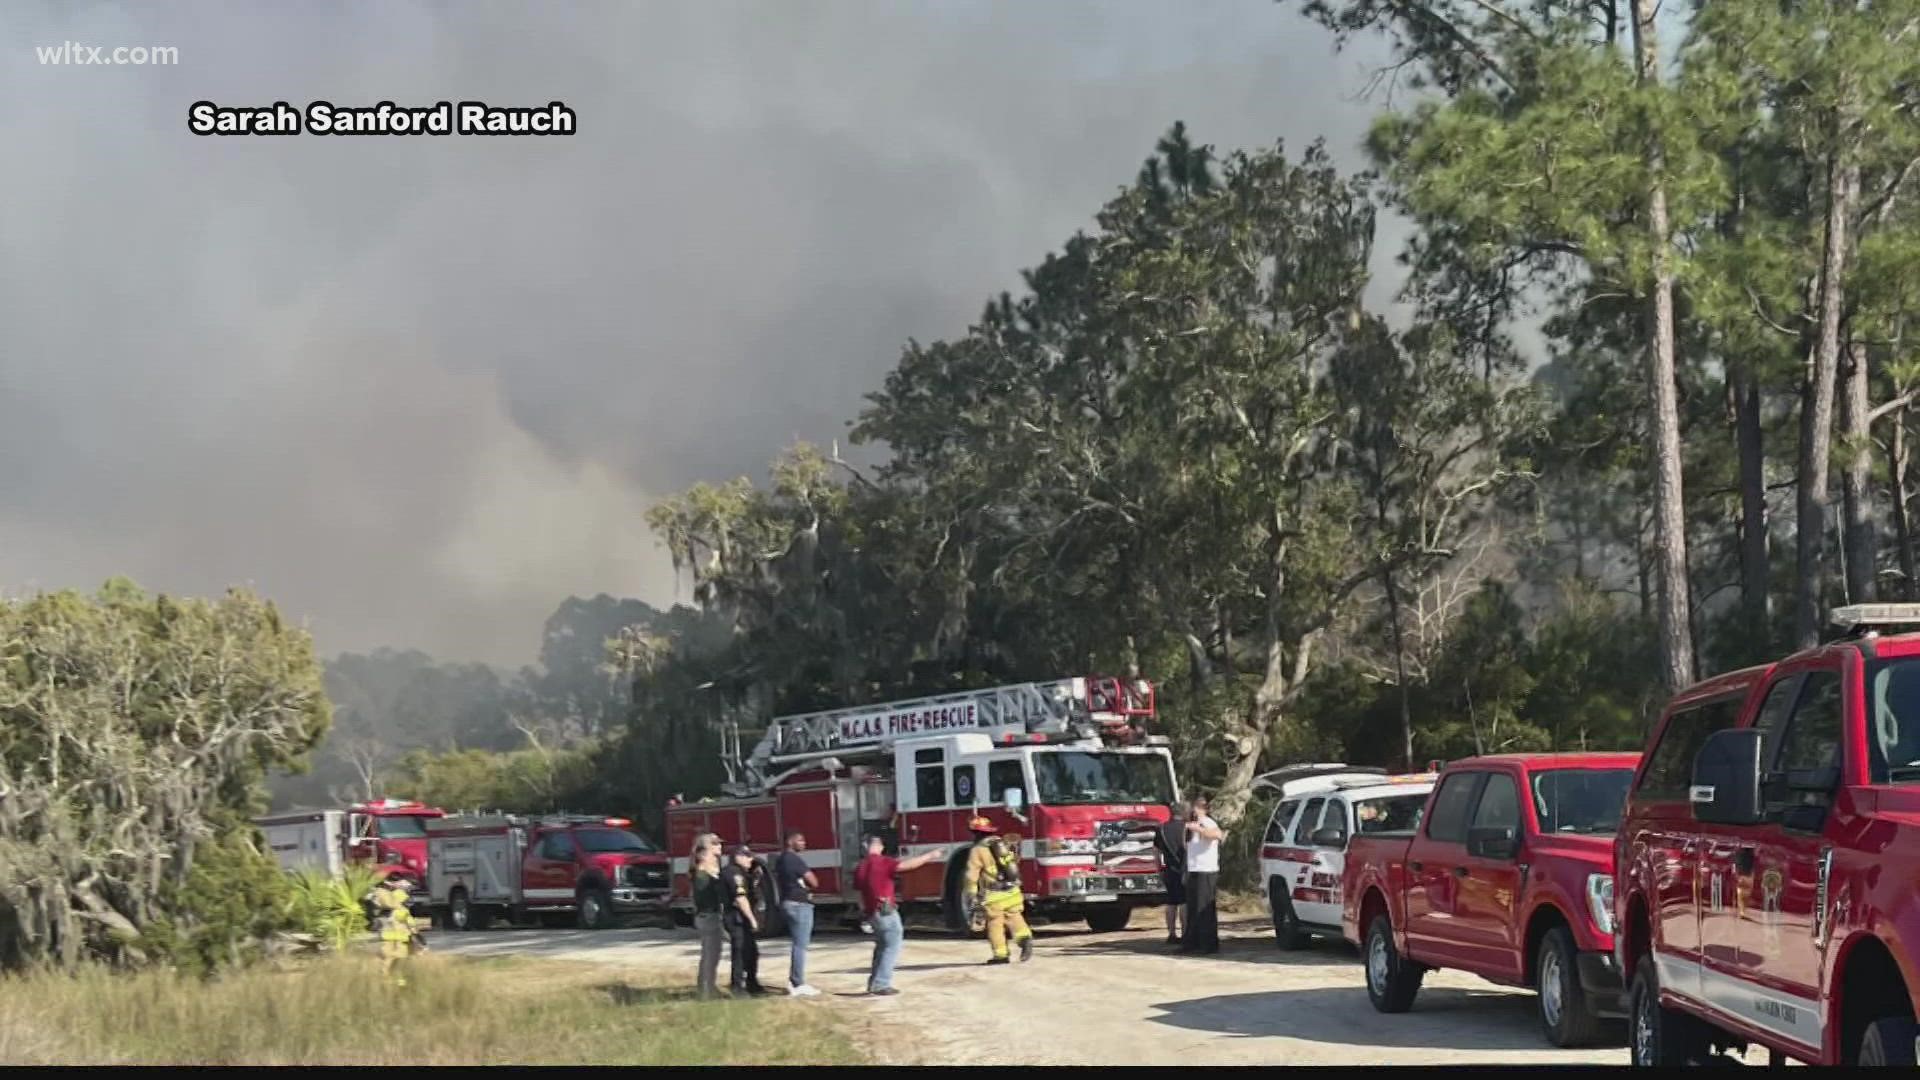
[0, 954, 868, 1066]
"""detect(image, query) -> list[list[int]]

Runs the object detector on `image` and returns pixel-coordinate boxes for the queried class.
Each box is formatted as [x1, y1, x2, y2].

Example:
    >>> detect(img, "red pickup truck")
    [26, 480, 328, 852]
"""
[1343, 751, 1641, 1047]
[1614, 604, 1920, 1066]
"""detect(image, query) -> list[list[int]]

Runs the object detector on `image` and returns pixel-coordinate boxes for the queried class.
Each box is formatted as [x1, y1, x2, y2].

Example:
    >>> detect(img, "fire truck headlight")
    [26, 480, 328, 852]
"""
[382, 852, 402, 865]
[1586, 874, 1615, 936]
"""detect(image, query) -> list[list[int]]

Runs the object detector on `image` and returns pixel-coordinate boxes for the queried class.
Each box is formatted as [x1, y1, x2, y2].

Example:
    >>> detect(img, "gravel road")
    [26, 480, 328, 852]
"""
[432, 913, 1651, 1065]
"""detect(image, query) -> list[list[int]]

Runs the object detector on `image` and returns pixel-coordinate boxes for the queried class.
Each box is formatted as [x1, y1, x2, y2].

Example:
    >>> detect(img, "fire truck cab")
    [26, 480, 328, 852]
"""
[666, 675, 1178, 935]
[256, 798, 444, 912]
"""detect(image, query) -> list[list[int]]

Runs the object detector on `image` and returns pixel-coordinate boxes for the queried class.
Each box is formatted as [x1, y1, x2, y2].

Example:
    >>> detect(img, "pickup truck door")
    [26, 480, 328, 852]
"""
[1453, 768, 1525, 981]
[1732, 662, 1843, 1054]
[1404, 770, 1485, 969]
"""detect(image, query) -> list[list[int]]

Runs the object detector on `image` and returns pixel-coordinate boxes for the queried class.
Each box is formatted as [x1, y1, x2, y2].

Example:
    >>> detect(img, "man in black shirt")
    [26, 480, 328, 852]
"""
[717, 845, 767, 995]
[773, 830, 820, 996]
[1155, 801, 1187, 946]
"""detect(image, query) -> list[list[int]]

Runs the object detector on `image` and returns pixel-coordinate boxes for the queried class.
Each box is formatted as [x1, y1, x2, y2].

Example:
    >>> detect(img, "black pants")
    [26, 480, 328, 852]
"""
[725, 916, 760, 989]
[1184, 871, 1219, 952]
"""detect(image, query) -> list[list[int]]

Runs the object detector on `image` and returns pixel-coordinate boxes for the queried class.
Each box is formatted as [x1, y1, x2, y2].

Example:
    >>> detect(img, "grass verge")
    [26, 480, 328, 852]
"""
[0, 953, 871, 1065]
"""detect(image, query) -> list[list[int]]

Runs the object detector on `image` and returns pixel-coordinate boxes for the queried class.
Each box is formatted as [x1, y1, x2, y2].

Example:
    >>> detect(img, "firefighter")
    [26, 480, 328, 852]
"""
[375, 878, 424, 987]
[964, 815, 1032, 965]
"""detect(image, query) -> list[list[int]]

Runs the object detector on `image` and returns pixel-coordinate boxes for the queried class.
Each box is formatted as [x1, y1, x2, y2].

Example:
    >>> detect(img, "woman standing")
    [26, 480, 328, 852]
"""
[690, 833, 725, 999]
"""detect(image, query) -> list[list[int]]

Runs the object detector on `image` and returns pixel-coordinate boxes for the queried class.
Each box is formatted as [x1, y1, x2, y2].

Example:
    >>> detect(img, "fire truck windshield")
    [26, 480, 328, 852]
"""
[374, 815, 430, 839]
[1530, 768, 1635, 835]
[575, 828, 658, 854]
[1032, 751, 1175, 806]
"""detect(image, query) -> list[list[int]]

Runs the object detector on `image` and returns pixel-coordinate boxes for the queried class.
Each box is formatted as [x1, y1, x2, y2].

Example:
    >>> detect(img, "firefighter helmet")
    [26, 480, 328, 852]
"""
[967, 815, 997, 835]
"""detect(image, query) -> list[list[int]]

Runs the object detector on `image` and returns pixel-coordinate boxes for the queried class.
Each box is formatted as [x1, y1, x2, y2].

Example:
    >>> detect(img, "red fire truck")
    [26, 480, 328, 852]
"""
[664, 675, 1178, 934]
[256, 798, 444, 912]
[423, 813, 673, 930]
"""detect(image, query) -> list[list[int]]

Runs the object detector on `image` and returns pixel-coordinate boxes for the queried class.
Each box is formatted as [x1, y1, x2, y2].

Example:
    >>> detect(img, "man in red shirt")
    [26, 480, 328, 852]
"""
[852, 834, 945, 996]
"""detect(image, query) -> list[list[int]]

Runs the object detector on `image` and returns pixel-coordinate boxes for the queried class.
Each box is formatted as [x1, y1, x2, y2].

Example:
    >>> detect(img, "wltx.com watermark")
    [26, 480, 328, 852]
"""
[37, 41, 179, 66]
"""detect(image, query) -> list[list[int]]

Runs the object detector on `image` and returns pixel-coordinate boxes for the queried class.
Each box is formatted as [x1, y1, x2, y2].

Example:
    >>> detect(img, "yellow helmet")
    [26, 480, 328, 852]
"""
[967, 815, 997, 835]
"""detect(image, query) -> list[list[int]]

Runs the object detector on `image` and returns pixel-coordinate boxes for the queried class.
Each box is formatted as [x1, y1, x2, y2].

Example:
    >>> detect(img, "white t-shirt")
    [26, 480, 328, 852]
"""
[1185, 816, 1222, 873]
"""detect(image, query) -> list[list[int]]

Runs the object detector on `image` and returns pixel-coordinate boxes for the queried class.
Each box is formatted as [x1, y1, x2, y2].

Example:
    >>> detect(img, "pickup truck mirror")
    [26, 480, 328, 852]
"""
[1311, 827, 1348, 849]
[1466, 826, 1518, 860]
[1691, 728, 1764, 826]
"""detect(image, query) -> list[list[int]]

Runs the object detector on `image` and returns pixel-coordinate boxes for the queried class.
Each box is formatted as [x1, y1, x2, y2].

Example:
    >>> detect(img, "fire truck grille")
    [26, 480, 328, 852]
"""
[1094, 820, 1160, 873]
[624, 864, 670, 889]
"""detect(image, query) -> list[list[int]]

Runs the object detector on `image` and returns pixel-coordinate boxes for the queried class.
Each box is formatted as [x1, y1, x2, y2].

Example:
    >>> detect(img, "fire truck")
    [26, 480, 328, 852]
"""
[423, 813, 673, 930]
[664, 675, 1178, 934]
[256, 799, 444, 915]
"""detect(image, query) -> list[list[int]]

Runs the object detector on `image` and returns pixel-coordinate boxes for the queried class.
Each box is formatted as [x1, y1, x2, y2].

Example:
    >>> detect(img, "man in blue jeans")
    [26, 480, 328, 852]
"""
[773, 830, 819, 997]
[852, 834, 945, 995]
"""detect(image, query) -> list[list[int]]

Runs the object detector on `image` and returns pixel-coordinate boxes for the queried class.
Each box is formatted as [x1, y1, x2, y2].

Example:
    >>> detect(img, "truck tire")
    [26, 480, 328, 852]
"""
[1628, 957, 1709, 1066]
[1270, 882, 1308, 951]
[943, 858, 982, 935]
[1086, 907, 1132, 934]
[578, 886, 613, 930]
[447, 888, 495, 932]
[1859, 1017, 1920, 1065]
[1536, 925, 1602, 1048]
[1364, 914, 1423, 1013]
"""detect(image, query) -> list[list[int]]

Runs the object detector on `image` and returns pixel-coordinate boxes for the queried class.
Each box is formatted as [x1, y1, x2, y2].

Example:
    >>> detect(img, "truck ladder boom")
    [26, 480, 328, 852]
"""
[732, 676, 1152, 791]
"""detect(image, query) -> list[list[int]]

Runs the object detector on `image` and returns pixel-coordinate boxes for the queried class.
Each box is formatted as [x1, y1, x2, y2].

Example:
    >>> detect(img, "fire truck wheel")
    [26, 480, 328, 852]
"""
[1364, 914, 1423, 1014]
[1627, 956, 1709, 1066]
[670, 909, 694, 929]
[1858, 1017, 1920, 1065]
[943, 860, 984, 936]
[448, 888, 475, 932]
[1085, 907, 1132, 934]
[578, 886, 613, 930]
[1535, 925, 1601, 1047]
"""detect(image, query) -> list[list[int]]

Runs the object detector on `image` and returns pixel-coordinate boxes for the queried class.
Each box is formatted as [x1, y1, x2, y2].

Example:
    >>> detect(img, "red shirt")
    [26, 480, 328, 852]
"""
[853, 853, 899, 916]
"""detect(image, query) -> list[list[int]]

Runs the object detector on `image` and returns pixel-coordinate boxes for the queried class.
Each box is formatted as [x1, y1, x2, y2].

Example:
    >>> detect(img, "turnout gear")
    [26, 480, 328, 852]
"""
[375, 879, 423, 987]
[965, 834, 1032, 963]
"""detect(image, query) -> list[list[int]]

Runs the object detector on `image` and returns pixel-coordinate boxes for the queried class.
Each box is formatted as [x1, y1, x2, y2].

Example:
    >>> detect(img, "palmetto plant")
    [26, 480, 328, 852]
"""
[284, 866, 388, 952]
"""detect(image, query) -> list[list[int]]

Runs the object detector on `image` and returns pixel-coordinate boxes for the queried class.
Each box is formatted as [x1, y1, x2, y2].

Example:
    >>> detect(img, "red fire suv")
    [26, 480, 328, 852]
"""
[1615, 604, 1920, 1066]
[1343, 751, 1641, 1047]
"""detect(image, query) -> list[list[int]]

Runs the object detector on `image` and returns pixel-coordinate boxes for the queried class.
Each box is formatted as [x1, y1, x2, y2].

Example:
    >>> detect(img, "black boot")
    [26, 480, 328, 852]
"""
[986, 956, 1010, 965]
[1019, 937, 1034, 962]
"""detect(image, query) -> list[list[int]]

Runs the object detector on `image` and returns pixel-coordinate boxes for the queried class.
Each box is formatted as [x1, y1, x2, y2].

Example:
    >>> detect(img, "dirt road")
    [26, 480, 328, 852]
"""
[433, 914, 1640, 1065]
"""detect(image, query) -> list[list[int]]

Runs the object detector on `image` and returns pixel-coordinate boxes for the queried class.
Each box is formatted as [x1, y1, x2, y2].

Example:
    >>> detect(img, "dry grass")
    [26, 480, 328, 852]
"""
[0, 952, 870, 1066]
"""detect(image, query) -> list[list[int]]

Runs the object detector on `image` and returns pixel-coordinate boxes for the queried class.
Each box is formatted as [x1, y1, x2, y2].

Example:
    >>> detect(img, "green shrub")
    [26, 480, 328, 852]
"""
[284, 865, 387, 952]
[140, 833, 297, 976]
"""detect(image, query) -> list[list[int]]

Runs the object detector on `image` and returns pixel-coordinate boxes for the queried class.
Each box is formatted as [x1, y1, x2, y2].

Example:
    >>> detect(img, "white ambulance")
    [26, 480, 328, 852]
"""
[1254, 764, 1436, 949]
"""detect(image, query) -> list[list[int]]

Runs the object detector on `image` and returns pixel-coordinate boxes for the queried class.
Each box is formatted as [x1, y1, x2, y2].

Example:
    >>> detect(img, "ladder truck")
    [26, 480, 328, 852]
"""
[664, 675, 1179, 935]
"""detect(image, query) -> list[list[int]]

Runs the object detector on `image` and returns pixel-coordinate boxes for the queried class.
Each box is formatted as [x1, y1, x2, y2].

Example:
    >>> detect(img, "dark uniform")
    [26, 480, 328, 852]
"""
[718, 852, 765, 994]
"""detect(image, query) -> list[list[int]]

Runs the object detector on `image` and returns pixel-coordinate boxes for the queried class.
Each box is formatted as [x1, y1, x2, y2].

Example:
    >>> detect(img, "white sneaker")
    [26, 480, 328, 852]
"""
[789, 984, 820, 997]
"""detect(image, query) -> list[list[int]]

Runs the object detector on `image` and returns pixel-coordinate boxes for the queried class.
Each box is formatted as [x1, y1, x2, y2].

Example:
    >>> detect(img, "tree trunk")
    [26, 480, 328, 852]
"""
[1793, 153, 1860, 647]
[1629, 0, 1696, 691]
[1897, 407, 1918, 600]
[1383, 568, 1414, 771]
[1734, 360, 1771, 627]
[1840, 339, 1877, 603]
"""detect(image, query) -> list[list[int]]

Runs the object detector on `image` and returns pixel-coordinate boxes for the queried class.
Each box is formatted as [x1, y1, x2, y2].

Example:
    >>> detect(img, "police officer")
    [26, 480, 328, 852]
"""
[718, 844, 768, 995]
[964, 816, 1032, 965]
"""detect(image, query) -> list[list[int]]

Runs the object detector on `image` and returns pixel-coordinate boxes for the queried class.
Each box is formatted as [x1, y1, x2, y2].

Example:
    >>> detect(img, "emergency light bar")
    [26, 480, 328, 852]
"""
[1830, 604, 1920, 631]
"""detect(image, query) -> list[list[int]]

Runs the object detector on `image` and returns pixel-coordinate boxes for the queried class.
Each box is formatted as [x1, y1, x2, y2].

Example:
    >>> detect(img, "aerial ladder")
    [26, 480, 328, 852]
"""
[720, 675, 1156, 796]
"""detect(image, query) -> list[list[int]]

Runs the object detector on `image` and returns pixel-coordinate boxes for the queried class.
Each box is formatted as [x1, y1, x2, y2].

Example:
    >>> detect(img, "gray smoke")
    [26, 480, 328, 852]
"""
[0, 1, 1394, 664]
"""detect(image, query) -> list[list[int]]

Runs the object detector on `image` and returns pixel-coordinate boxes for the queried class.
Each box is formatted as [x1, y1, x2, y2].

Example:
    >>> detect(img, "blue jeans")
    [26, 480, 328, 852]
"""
[782, 901, 814, 987]
[867, 911, 903, 991]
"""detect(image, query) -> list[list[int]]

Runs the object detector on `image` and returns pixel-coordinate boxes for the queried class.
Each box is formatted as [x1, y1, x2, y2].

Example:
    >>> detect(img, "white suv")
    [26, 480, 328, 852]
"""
[1254, 764, 1435, 949]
